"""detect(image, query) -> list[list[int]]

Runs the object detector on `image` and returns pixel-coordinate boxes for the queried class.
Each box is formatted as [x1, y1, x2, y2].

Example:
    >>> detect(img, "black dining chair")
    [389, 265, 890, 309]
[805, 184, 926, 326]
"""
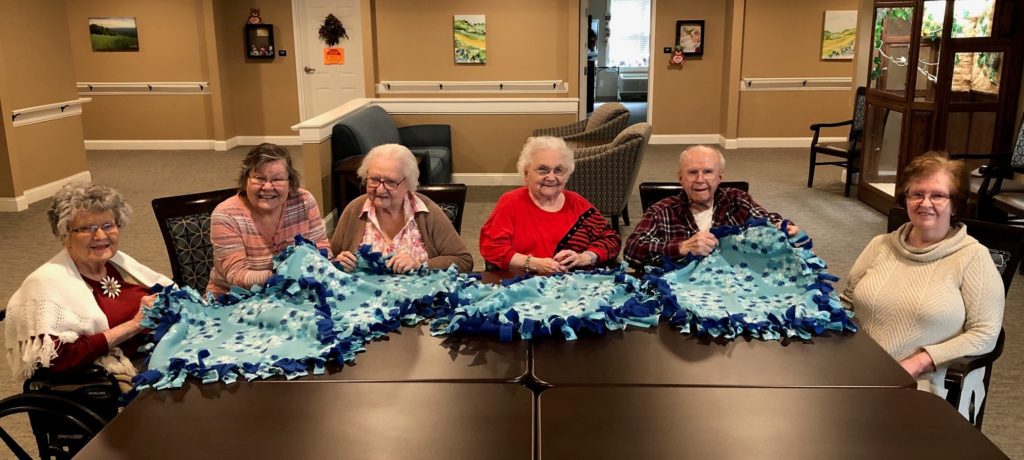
[639, 181, 749, 212]
[887, 207, 1023, 428]
[416, 184, 468, 234]
[151, 188, 238, 292]
[807, 86, 866, 197]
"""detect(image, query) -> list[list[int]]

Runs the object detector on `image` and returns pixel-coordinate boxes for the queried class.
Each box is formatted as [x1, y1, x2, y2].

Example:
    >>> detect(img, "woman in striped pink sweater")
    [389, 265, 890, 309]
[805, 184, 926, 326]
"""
[207, 144, 331, 296]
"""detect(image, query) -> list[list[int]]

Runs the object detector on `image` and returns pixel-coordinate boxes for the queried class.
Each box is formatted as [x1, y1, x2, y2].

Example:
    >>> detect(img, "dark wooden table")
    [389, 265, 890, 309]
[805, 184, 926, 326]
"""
[259, 323, 529, 383]
[531, 324, 916, 388]
[76, 382, 534, 459]
[539, 387, 1008, 459]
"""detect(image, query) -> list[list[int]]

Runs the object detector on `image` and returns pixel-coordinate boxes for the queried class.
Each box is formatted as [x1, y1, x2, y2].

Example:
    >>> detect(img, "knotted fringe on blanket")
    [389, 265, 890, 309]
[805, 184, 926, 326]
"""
[644, 218, 856, 340]
[429, 265, 661, 341]
[134, 237, 460, 390]
[136, 223, 855, 390]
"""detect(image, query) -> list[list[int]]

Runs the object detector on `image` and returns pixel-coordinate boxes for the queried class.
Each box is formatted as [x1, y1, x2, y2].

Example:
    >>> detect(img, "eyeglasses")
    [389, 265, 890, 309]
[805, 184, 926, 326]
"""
[534, 166, 568, 177]
[906, 191, 950, 204]
[366, 176, 406, 191]
[249, 176, 290, 187]
[683, 169, 720, 180]
[71, 222, 120, 235]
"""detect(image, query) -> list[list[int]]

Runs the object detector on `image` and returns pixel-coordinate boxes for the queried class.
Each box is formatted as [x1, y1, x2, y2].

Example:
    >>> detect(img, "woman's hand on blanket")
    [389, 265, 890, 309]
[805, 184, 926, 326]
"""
[387, 252, 425, 274]
[776, 221, 800, 236]
[680, 231, 718, 257]
[533, 257, 567, 274]
[335, 251, 357, 272]
[554, 250, 582, 268]
[899, 351, 936, 378]
[140, 294, 157, 308]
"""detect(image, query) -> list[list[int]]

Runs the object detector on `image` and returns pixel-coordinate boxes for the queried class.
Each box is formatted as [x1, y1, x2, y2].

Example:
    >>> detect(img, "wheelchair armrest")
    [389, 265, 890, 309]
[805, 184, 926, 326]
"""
[943, 330, 1003, 408]
[399, 125, 451, 149]
[26, 365, 118, 393]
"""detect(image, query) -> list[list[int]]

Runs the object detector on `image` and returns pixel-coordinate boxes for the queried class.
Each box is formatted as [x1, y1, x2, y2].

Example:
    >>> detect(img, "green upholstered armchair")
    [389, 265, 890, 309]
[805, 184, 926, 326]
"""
[533, 102, 630, 146]
[566, 122, 651, 231]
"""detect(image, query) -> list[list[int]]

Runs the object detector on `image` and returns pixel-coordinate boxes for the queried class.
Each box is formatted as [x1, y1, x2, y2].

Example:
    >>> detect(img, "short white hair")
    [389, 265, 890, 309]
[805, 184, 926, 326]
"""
[516, 136, 575, 177]
[357, 144, 419, 191]
[678, 145, 726, 171]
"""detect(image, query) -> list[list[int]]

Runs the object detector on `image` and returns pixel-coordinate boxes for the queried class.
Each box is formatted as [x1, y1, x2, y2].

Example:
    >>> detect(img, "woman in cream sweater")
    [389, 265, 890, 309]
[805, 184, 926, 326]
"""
[842, 152, 1004, 419]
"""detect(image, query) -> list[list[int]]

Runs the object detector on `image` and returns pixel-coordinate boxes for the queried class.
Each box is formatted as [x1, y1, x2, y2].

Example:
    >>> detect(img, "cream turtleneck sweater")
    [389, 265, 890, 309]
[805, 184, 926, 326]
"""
[841, 222, 1004, 389]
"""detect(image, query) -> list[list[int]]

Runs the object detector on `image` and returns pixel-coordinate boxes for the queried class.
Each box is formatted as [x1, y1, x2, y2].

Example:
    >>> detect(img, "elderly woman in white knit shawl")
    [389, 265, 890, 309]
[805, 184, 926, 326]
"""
[841, 152, 1004, 421]
[5, 183, 171, 388]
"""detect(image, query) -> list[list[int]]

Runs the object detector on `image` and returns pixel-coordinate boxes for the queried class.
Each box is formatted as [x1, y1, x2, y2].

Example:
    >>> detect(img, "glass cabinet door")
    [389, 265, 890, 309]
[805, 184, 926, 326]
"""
[870, 7, 915, 98]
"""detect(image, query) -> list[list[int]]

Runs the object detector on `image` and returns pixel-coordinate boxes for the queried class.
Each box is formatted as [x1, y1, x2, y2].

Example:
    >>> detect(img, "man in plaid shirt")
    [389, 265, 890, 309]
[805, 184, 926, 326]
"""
[624, 145, 799, 269]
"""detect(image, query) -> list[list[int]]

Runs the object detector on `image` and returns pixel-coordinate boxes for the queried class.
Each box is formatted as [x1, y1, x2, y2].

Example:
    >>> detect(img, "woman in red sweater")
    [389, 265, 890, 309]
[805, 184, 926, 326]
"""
[480, 136, 620, 273]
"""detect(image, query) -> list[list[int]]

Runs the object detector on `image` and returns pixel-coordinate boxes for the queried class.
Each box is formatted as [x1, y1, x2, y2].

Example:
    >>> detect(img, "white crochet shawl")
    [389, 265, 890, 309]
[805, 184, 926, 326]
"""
[4, 249, 172, 381]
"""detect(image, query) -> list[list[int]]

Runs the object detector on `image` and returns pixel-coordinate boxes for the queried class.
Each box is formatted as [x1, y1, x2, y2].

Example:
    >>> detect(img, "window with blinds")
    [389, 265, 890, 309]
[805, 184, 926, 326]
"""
[606, 0, 650, 68]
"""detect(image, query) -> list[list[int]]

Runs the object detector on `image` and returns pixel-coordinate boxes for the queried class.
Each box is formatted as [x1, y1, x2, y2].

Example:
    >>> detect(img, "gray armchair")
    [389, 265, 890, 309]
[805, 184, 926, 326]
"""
[566, 122, 652, 231]
[533, 102, 630, 146]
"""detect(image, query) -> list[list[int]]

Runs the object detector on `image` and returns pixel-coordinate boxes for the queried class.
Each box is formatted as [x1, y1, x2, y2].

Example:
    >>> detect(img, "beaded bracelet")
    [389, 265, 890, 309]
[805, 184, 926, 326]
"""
[524, 254, 532, 273]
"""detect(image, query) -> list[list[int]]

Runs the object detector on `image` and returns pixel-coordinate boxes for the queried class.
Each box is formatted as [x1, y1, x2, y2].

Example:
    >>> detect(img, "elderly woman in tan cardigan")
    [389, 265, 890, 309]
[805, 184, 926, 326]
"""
[331, 144, 472, 273]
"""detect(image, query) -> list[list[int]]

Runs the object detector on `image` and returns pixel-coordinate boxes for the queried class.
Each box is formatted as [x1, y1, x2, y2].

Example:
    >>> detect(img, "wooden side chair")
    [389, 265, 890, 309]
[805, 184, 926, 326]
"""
[807, 86, 866, 197]
[416, 184, 468, 234]
[151, 188, 238, 292]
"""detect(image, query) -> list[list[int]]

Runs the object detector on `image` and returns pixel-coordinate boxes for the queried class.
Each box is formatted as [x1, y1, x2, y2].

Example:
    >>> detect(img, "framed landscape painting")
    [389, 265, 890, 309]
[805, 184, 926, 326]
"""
[821, 11, 857, 60]
[454, 15, 486, 64]
[89, 17, 140, 52]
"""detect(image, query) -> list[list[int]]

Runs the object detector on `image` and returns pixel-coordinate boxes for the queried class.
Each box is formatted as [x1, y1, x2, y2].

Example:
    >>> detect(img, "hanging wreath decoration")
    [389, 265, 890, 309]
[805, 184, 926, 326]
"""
[318, 14, 349, 46]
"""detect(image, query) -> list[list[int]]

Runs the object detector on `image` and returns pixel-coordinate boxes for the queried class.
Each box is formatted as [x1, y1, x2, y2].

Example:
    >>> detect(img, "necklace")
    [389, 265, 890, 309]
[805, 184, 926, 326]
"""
[100, 276, 122, 298]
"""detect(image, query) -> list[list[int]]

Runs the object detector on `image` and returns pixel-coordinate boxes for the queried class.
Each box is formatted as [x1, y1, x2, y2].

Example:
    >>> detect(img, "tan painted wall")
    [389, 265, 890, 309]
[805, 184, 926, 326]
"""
[390, 113, 578, 174]
[372, 0, 577, 91]
[0, 1, 87, 197]
[650, 0, 727, 135]
[65, 0, 217, 141]
[213, 0, 301, 136]
[736, 0, 858, 138]
[737, 91, 853, 138]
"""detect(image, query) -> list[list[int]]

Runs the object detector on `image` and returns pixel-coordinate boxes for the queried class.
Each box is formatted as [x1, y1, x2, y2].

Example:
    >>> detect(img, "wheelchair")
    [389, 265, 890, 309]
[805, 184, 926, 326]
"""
[0, 363, 122, 459]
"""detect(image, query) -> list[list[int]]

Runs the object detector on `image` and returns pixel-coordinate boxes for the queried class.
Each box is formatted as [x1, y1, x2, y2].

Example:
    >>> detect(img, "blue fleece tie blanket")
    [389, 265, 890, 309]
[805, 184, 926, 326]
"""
[136, 221, 855, 390]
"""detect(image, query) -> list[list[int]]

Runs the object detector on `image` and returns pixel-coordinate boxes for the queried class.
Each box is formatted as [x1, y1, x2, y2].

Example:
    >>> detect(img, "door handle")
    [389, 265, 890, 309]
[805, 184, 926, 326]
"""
[304, 66, 315, 74]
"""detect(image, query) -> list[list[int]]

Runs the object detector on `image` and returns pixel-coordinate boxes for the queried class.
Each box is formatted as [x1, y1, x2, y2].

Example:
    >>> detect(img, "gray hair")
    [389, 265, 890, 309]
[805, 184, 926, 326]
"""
[357, 144, 419, 191]
[47, 183, 132, 243]
[516, 136, 575, 177]
[678, 145, 726, 171]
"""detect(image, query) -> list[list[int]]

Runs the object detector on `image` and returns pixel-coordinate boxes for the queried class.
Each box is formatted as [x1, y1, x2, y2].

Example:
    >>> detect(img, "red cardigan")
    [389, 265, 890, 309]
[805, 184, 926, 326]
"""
[479, 187, 620, 270]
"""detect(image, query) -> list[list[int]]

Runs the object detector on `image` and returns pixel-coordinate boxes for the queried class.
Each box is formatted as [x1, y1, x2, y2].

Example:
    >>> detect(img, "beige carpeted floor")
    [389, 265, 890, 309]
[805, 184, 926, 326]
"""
[0, 145, 1020, 458]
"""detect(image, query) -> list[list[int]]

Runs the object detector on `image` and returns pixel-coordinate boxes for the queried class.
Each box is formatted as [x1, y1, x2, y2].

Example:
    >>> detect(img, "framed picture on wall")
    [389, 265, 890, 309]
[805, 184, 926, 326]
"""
[675, 20, 704, 56]
[245, 24, 275, 59]
[821, 10, 857, 60]
[454, 15, 487, 64]
[88, 17, 139, 52]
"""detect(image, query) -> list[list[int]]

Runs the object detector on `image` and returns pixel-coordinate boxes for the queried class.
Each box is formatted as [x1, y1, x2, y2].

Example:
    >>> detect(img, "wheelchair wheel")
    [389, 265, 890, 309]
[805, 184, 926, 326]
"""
[0, 392, 109, 460]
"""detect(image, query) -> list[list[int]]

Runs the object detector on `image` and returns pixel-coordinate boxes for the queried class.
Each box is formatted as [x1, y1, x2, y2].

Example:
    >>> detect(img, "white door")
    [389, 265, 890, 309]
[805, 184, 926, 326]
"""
[293, 0, 366, 120]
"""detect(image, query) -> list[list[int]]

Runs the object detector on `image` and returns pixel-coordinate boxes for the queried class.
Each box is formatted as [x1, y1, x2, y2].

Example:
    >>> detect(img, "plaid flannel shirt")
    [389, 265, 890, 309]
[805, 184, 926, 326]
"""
[623, 187, 782, 269]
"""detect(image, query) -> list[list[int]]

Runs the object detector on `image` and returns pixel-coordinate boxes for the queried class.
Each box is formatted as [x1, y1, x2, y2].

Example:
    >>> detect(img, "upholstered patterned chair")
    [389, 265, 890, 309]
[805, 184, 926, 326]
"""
[807, 87, 866, 197]
[416, 184, 468, 234]
[152, 188, 238, 292]
[533, 102, 630, 146]
[566, 122, 651, 231]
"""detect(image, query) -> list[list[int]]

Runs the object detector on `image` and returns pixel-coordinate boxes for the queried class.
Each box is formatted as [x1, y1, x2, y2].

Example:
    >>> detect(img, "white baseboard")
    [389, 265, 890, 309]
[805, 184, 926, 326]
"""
[86, 136, 302, 151]
[451, 173, 521, 186]
[734, 137, 845, 148]
[0, 170, 92, 212]
[649, 134, 721, 145]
